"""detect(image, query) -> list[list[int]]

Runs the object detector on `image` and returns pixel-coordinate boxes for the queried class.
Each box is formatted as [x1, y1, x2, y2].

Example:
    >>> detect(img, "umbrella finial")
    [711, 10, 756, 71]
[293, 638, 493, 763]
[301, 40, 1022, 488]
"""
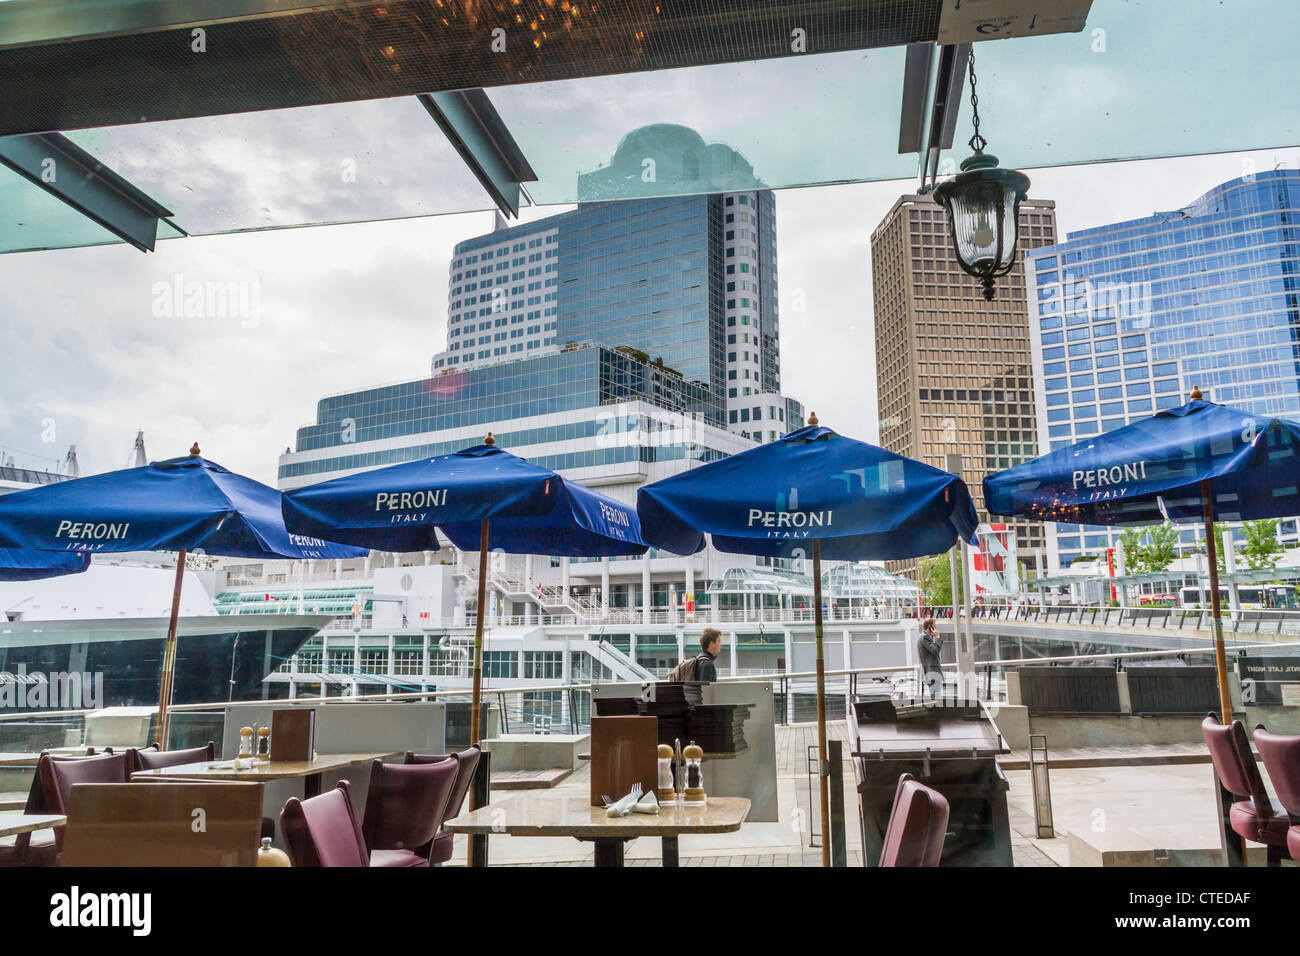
[807, 412, 819, 427]
[483, 432, 495, 446]
[1189, 386, 1203, 401]
[189, 442, 201, 457]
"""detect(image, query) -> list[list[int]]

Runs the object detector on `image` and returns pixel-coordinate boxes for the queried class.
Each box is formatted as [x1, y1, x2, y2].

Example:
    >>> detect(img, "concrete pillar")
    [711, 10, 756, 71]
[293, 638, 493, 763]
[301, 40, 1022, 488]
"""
[387, 634, 395, 680]
[1115, 548, 1127, 608]
[601, 558, 611, 614]
[1224, 528, 1239, 617]
[424, 550, 432, 566]
[363, 553, 372, 575]
[958, 539, 976, 698]
[684, 557, 695, 621]
[729, 629, 738, 677]
[334, 558, 342, 581]
[641, 553, 651, 625]
[561, 557, 571, 601]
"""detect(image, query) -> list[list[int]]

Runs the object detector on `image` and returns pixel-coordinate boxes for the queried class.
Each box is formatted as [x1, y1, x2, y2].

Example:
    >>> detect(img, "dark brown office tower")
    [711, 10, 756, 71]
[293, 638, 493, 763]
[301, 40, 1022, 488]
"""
[871, 194, 1058, 578]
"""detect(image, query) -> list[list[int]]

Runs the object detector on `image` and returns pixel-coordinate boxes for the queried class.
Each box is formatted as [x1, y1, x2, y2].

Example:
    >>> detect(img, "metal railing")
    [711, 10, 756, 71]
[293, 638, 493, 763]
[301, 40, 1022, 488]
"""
[927, 603, 1300, 635]
[4, 639, 1296, 753]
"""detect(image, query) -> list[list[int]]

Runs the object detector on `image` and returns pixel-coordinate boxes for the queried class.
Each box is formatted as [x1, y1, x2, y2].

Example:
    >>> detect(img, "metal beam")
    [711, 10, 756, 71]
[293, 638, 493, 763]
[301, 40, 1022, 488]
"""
[0, 132, 176, 251]
[418, 90, 537, 220]
[904, 43, 969, 193]
[898, 42, 935, 156]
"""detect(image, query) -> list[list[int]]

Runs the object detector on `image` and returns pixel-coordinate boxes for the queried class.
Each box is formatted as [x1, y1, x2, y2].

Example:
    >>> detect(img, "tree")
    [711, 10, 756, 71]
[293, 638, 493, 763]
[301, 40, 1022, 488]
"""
[918, 551, 963, 607]
[1119, 526, 1146, 574]
[1241, 518, 1283, 571]
[1117, 521, 1178, 574]
[1144, 520, 1179, 572]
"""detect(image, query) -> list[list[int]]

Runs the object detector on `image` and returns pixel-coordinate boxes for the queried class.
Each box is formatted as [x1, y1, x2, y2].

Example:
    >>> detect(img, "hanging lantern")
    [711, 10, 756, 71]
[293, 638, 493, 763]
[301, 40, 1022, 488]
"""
[932, 48, 1031, 301]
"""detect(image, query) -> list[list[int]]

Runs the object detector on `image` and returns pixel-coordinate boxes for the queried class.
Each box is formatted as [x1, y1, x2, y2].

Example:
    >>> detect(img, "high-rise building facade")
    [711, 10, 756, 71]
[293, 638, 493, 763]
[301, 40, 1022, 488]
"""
[284, 124, 803, 499]
[1027, 170, 1300, 569]
[432, 190, 790, 440]
[871, 193, 1059, 576]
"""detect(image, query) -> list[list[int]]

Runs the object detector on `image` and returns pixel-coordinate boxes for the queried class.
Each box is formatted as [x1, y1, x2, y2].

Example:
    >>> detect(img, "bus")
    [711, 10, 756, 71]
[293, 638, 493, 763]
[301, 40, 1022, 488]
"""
[1138, 593, 1179, 608]
[1179, 584, 1300, 610]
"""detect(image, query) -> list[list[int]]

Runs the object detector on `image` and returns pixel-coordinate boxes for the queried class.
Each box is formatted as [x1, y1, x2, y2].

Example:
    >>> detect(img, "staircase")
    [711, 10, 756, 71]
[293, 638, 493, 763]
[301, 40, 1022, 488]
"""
[457, 563, 610, 623]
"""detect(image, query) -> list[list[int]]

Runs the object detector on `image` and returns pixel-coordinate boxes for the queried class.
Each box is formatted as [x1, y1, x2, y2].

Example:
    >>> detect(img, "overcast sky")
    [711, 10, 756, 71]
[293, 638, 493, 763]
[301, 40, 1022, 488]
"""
[0, 146, 1295, 486]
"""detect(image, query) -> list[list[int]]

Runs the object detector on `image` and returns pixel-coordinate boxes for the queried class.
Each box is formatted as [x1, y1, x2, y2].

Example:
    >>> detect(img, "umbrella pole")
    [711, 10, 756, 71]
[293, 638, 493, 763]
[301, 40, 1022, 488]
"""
[1200, 481, 1234, 724]
[467, 518, 489, 867]
[156, 547, 186, 749]
[812, 539, 830, 868]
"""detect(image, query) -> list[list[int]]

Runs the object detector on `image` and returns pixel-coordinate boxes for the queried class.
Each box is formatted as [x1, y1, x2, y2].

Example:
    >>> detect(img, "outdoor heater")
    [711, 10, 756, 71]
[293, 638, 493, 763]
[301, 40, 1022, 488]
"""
[932, 48, 1030, 301]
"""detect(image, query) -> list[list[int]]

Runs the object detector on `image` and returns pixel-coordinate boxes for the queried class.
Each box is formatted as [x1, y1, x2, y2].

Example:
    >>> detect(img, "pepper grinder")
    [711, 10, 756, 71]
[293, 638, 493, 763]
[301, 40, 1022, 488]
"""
[256, 726, 270, 761]
[656, 744, 676, 805]
[682, 743, 706, 806]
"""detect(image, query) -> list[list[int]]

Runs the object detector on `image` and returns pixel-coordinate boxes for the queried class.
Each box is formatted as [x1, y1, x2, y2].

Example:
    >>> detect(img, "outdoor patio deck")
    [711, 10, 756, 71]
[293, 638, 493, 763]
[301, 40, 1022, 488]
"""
[434, 722, 1294, 868]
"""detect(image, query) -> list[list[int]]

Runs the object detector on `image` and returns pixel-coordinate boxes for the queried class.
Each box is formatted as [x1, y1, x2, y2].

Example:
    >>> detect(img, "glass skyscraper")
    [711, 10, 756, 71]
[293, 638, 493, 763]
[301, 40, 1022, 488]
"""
[1027, 170, 1300, 567]
[280, 125, 802, 494]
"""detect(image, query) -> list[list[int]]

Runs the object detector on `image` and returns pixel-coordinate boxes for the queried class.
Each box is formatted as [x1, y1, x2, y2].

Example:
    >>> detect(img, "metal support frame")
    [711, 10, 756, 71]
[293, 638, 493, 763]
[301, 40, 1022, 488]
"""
[899, 43, 970, 193]
[418, 90, 537, 219]
[0, 131, 177, 251]
[828, 738, 847, 866]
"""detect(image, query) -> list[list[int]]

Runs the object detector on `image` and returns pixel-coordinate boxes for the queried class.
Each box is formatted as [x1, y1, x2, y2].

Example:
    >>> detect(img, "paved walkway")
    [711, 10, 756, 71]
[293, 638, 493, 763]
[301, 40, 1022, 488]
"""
[998, 741, 1210, 770]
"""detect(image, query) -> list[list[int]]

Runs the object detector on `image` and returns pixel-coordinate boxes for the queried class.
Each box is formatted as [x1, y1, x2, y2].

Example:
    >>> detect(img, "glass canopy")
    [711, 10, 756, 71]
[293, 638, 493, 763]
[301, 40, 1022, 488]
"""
[1, 0, 1297, 254]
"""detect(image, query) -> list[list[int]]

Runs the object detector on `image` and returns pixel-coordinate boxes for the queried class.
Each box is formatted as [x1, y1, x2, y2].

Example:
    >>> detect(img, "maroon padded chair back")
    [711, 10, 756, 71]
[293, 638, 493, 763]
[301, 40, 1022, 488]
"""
[127, 742, 215, 775]
[39, 751, 131, 814]
[1201, 714, 1273, 819]
[443, 746, 481, 824]
[362, 758, 458, 857]
[279, 780, 370, 867]
[405, 746, 480, 824]
[405, 751, 454, 765]
[38, 751, 132, 852]
[879, 773, 950, 868]
[1254, 727, 1300, 817]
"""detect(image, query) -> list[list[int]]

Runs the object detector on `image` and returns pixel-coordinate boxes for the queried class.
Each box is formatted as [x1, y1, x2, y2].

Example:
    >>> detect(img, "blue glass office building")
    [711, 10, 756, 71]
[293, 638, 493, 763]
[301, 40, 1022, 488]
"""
[1027, 170, 1300, 567]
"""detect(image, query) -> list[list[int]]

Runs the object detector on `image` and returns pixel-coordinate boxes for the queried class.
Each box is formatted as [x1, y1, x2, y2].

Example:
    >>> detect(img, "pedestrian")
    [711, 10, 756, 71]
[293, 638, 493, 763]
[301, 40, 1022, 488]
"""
[669, 628, 722, 683]
[917, 617, 944, 701]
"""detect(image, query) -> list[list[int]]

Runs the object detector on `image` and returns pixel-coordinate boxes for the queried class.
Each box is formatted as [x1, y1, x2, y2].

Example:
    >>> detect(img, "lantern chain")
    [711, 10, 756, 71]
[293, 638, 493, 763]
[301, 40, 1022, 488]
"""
[966, 48, 987, 154]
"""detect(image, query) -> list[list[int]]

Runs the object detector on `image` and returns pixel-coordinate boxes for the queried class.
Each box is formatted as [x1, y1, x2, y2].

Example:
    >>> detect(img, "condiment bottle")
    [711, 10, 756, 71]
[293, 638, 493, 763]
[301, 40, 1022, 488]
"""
[257, 837, 291, 867]
[238, 726, 254, 759]
[256, 726, 270, 760]
[682, 743, 706, 806]
[656, 744, 676, 805]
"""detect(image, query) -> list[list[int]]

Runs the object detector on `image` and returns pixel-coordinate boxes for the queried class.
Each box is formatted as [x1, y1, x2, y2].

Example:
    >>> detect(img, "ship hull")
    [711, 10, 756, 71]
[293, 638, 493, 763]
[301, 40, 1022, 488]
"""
[0, 615, 330, 711]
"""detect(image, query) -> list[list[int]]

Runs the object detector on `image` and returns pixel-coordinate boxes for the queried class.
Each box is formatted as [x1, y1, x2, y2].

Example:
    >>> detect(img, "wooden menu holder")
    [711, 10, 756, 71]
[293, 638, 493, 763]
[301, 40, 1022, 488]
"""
[589, 715, 658, 808]
[269, 708, 315, 762]
[61, 782, 264, 866]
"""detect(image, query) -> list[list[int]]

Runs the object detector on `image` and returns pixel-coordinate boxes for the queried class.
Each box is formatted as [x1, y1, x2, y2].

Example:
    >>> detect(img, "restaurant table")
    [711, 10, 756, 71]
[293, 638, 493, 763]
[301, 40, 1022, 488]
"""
[0, 753, 41, 767]
[130, 752, 401, 798]
[0, 813, 65, 838]
[445, 793, 750, 867]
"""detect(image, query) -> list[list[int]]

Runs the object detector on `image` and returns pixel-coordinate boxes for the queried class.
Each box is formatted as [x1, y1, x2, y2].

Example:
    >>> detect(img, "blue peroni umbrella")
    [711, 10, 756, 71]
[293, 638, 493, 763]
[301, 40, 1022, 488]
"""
[637, 415, 977, 867]
[283, 435, 648, 831]
[983, 389, 1300, 724]
[0, 548, 91, 581]
[0, 445, 368, 743]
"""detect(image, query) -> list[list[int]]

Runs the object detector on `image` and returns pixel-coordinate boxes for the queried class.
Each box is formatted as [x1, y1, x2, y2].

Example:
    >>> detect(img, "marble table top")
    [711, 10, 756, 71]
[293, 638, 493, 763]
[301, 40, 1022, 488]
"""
[445, 794, 750, 838]
[0, 813, 65, 837]
[130, 751, 401, 782]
